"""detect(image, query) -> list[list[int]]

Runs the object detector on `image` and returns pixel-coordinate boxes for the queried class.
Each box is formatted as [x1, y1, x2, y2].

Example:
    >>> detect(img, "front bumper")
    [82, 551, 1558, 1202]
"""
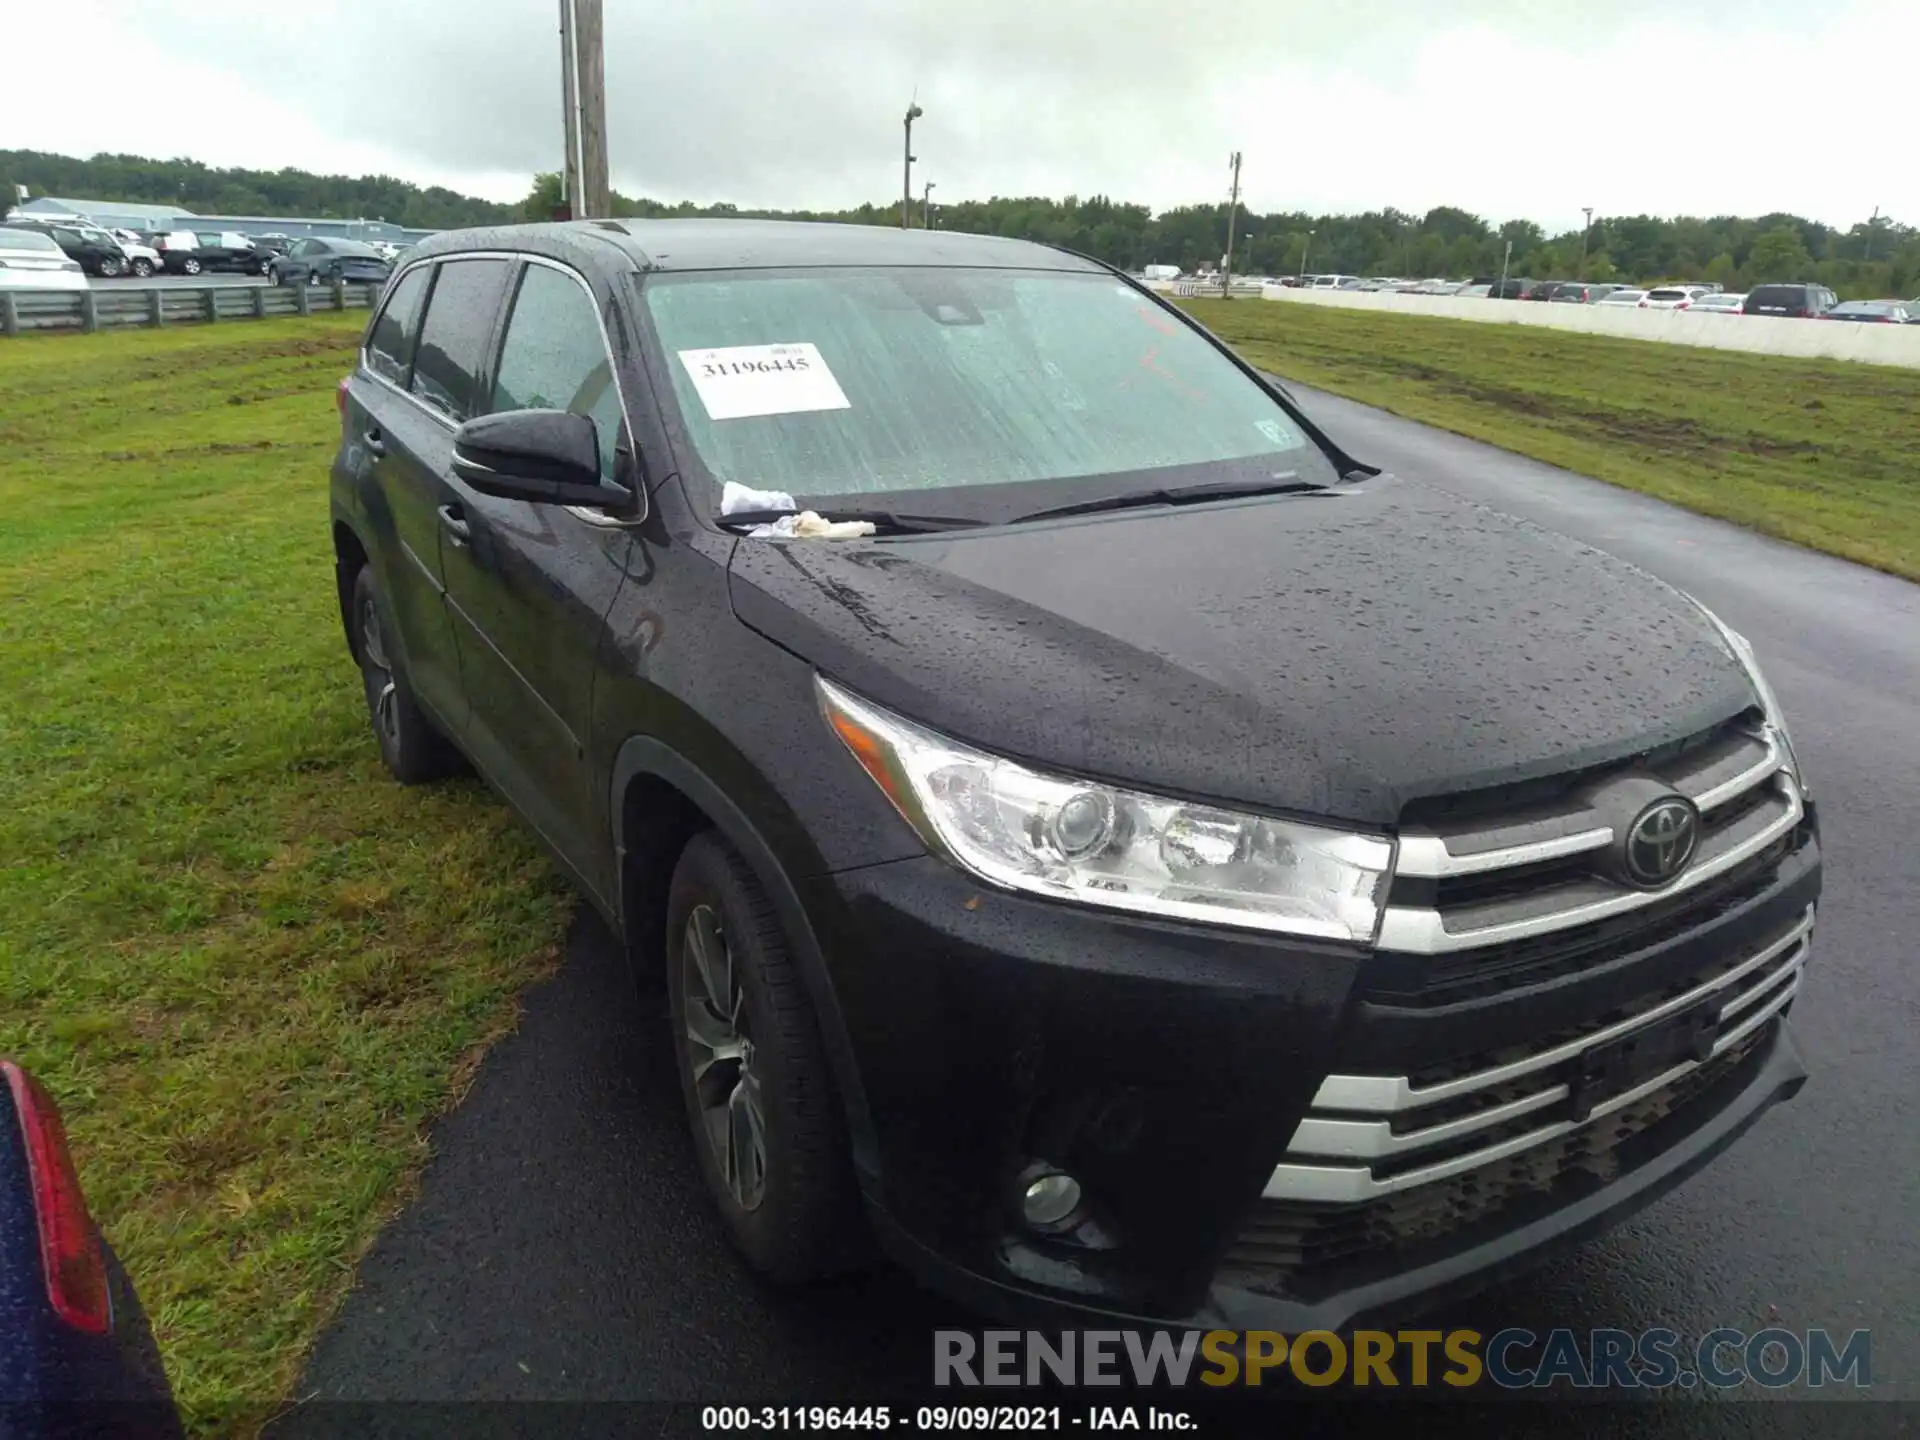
[803, 829, 1819, 1329]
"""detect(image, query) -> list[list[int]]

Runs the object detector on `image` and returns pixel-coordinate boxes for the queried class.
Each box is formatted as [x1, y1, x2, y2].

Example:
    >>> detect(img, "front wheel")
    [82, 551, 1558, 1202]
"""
[96, 256, 124, 278]
[665, 832, 863, 1284]
[130, 258, 154, 278]
[350, 566, 463, 784]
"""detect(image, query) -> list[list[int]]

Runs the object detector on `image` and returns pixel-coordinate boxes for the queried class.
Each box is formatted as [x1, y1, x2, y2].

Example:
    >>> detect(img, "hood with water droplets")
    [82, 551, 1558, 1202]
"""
[726, 475, 1755, 824]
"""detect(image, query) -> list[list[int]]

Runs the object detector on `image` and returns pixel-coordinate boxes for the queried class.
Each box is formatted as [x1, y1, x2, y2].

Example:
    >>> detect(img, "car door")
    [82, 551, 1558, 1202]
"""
[303, 240, 333, 281]
[436, 257, 637, 899]
[352, 259, 483, 738]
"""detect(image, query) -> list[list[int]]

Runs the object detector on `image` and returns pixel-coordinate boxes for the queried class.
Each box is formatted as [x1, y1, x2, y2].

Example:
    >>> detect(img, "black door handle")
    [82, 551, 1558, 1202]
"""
[438, 503, 471, 545]
[362, 429, 385, 457]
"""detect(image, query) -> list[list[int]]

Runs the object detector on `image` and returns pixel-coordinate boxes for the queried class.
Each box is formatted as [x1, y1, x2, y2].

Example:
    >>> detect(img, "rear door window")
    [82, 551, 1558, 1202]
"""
[408, 258, 513, 422]
[366, 266, 431, 385]
[488, 262, 624, 479]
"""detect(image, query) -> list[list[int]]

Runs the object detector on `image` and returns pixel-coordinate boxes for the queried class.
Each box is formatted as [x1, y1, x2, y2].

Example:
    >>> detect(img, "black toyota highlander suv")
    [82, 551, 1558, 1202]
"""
[328, 220, 1820, 1331]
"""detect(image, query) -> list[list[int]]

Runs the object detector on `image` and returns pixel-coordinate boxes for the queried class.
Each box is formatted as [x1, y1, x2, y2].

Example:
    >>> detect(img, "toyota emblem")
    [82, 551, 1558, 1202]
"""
[1623, 796, 1700, 887]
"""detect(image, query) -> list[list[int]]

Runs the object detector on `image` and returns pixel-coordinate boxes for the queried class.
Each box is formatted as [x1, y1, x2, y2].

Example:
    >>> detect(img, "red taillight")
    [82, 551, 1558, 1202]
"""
[336, 376, 351, 417]
[3, 1062, 111, 1334]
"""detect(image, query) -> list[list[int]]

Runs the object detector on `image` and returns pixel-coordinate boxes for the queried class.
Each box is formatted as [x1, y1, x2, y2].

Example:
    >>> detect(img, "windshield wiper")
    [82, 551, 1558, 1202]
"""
[716, 507, 987, 535]
[1008, 474, 1329, 525]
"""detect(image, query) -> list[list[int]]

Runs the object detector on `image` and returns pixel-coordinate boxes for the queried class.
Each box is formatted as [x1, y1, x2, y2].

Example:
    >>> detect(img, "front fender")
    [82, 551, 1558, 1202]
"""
[609, 734, 882, 1188]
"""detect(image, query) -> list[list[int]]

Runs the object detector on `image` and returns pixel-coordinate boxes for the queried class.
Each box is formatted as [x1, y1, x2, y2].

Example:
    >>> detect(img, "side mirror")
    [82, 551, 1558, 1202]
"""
[450, 409, 633, 510]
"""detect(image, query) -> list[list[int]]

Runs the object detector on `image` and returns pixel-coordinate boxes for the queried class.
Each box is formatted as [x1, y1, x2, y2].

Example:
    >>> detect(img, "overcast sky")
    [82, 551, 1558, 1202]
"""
[5, 0, 1911, 232]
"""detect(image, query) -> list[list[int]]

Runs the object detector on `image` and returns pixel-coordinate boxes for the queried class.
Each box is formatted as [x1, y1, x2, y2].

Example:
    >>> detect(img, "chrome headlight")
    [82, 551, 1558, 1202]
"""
[816, 677, 1393, 941]
[1686, 598, 1808, 797]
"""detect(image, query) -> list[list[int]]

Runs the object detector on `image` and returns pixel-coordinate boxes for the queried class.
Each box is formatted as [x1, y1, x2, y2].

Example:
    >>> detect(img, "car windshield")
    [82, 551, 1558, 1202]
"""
[638, 266, 1337, 510]
[0, 229, 61, 253]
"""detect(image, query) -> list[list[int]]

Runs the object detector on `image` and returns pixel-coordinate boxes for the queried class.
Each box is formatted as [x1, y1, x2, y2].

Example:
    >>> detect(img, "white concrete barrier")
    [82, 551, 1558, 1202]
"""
[1142, 279, 1920, 370]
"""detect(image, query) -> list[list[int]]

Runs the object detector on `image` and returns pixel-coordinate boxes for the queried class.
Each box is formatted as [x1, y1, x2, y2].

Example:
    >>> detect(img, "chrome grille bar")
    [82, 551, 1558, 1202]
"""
[1265, 910, 1812, 1204]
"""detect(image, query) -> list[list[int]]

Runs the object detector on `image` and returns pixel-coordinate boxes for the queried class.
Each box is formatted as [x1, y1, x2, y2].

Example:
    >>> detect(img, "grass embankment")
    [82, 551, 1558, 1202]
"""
[1181, 299, 1920, 583]
[0, 320, 572, 1424]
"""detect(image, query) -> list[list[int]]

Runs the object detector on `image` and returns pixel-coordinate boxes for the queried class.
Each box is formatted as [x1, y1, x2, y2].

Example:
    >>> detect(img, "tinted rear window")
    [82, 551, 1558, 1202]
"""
[1747, 286, 1807, 306]
[1646, 289, 1687, 301]
[366, 266, 431, 384]
[0, 229, 60, 253]
[409, 259, 513, 422]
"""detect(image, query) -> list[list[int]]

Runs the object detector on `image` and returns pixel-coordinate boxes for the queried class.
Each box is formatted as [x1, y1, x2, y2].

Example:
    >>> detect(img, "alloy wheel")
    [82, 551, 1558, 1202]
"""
[358, 595, 400, 748]
[682, 903, 768, 1211]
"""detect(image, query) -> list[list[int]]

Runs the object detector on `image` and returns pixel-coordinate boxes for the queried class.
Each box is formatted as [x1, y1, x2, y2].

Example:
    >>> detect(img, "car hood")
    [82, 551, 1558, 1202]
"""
[725, 475, 1756, 825]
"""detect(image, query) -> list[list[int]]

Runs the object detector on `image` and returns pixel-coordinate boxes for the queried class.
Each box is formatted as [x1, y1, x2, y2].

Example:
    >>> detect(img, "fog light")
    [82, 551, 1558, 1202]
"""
[1021, 1171, 1082, 1229]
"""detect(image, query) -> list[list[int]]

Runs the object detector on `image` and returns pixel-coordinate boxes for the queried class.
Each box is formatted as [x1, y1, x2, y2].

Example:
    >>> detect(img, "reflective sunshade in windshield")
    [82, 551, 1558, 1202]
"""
[639, 267, 1319, 500]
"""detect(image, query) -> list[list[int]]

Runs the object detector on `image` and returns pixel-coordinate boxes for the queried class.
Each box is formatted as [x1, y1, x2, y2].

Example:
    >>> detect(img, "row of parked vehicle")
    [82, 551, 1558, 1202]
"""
[0, 214, 402, 290]
[1288, 272, 1918, 321]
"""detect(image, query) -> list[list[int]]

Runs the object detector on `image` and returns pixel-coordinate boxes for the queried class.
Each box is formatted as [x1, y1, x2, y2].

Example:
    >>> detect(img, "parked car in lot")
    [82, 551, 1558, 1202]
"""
[1, 1060, 183, 1435]
[1454, 282, 1492, 298]
[1743, 283, 1837, 318]
[1822, 300, 1911, 324]
[269, 238, 394, 287]
[1597, 288, 1647, 307]
[1641, 286, 1706, 311]
[155, 231, 267, 276]
[330, 219, 1821, 1335]
[107, 229, 162, 277]
[1485, 277, 1536, 299]
[1689, 292, 1747, 315]
[0, 228, 88, 292]
[1523, 279, 1569, 300]
[1550, 282, 1628, 304]
[0, 220, 130, 277]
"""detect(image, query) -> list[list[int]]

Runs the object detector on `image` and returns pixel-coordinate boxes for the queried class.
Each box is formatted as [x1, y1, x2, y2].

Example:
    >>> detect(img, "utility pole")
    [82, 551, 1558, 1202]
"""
[1579, 206, 1594, 279]
[923, 181, 935, 229]
[556, 0, 583, 220]
[574, 0, 609, 218]
[1499, 237, 1512, 297]
[1298, 228, 1314, 281]
[1221, 151, 1242, 299]
[1864, 205, 1879, 263]
[902, 102, 923, 228]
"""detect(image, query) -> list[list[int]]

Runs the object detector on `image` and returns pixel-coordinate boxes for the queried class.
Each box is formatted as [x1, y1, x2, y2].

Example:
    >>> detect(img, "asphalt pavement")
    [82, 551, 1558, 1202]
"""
[276, 386, 1918, 1431]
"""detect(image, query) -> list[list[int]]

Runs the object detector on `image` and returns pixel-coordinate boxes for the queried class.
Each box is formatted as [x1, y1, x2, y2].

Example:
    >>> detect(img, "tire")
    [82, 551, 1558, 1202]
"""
[308, 269, 326, 288]
[130, 258, 154, 278]
[349, 565, 462, 784]
[96, 256, 124, 278]
[665, 831, 863, 1283]
[181, 256, 202, 276]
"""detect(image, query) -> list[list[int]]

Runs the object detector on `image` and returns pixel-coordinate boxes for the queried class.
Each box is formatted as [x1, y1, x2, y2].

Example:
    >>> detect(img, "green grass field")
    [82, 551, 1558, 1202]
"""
[0, 319, 572, 1426]
[1180, 300, 1920, 583]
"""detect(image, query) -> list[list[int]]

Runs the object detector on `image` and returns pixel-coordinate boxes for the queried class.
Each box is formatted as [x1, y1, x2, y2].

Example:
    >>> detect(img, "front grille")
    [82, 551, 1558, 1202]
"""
[1377, 716, 1804, 962]
[1263, 904, 1812, 1206]
[1223, 1020, 1775, 1299]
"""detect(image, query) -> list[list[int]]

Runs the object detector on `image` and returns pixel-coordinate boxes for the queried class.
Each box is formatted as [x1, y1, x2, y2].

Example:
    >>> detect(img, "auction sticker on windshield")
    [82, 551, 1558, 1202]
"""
[678, 343, 851, 420]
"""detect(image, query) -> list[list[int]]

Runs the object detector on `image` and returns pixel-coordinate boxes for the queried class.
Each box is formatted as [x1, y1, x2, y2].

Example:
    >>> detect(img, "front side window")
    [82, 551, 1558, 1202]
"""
[366, 266, 431, 385]
[640, 266, 1325, 506]
[490, 263, 623, 480]
[408, 258, 513, 422]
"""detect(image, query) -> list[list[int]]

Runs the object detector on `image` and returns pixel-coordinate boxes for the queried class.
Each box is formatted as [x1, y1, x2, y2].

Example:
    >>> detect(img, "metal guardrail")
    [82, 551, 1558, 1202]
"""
[0, 281, 383, 337]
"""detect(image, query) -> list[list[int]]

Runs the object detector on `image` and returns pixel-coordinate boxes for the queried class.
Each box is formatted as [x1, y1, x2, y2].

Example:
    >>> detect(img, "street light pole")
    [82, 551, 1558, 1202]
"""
[923, 181, 935, 229]
[1499, 237, 1512, 297]
[1298, 228, 1314, 281]
[1222, 151, 1242, 300]
[902, 103, 923, 229]
[556, 0, 583, 219]
[1579, 206, 1594, 279]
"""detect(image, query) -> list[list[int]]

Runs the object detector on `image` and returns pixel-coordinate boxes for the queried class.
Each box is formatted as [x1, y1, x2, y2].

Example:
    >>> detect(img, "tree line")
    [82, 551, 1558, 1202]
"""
[5, 150, 1911, 299]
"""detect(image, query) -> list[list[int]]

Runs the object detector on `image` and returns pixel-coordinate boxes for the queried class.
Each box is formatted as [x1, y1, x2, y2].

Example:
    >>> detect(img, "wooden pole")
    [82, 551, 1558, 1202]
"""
[575, 0, 610, 218]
